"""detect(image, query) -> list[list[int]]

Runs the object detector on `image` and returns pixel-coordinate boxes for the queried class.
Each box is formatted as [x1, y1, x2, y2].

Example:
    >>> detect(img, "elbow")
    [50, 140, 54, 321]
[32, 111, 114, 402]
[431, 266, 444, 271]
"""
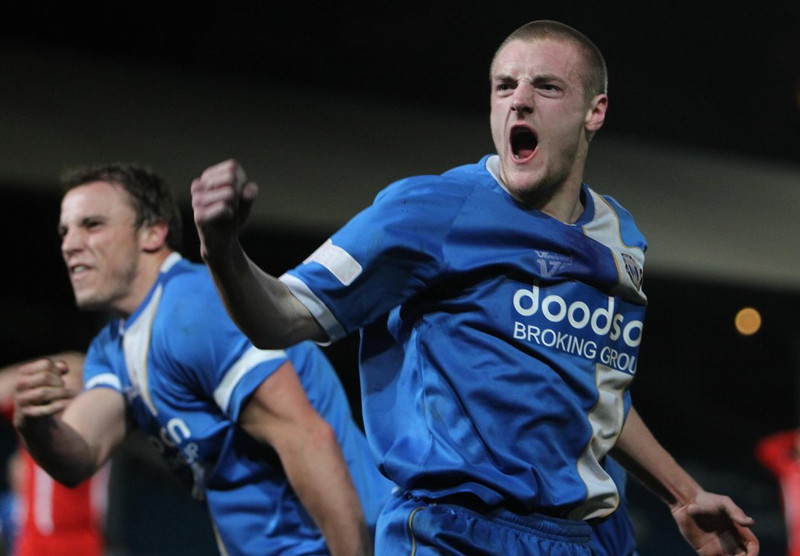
[245, 323, 324, 351]
[238, 301, 327, 350]
[20, 444, 97, 488]
[311, 420, 339, 452]
[42, 464, 93, 489]
[248, 334, 282, 351]
[234, 318, 291, 350]
[275, 418, 339, 456]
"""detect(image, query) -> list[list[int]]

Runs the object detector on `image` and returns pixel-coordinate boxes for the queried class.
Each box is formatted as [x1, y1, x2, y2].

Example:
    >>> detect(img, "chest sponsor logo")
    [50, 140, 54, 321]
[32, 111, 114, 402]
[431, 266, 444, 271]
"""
[512, 284, 643, 373]
[144, 416, 207, 494]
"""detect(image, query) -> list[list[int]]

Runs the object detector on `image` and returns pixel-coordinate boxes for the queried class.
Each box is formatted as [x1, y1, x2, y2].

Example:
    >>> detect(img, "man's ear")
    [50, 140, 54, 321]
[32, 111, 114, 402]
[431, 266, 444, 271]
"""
[140, 221, 169, 253]
[585, 93, 608, 132]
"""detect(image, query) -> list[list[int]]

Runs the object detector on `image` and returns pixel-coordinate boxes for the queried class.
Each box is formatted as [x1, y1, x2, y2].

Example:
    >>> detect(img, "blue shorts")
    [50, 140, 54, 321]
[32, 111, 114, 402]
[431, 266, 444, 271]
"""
[375, 492, 597, 555]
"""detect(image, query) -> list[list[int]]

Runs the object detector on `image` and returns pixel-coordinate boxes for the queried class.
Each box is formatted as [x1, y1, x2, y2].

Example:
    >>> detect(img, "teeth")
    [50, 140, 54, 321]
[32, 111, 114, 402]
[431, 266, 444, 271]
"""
[73, 265, 88, 274]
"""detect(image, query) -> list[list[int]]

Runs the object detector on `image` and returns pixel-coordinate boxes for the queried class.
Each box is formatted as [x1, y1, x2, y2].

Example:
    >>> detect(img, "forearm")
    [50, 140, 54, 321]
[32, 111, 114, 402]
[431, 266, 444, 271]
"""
[610, 407, 701, 509]
[613, 407, 760, 554]
[16, 386, 127, 487]
[275, 421, 371, 556]
[16, 415, 102, 486]
[203, 238, 325, 348]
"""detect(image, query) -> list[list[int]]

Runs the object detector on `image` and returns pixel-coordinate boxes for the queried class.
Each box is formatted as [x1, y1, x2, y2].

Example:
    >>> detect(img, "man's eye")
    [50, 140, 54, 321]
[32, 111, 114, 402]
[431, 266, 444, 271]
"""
[536, 83, 565, 97]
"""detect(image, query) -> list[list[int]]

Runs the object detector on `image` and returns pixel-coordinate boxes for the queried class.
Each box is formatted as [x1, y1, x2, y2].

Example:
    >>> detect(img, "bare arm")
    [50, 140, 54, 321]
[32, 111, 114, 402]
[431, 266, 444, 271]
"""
[13, 356, 128, 486]
[611, 407, 759, 556]
[238, 360, 372, 556]
[191, 159, 325, 348]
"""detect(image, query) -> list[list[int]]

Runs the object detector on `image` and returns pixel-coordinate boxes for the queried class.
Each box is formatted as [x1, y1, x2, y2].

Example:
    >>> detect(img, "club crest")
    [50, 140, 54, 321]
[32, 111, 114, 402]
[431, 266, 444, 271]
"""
[622, 253, 643, 291]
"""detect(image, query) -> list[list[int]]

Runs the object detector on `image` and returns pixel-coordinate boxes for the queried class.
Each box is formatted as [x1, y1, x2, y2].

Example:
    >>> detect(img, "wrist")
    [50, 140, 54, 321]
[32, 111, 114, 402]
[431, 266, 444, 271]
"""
[200, 233, 240, 267]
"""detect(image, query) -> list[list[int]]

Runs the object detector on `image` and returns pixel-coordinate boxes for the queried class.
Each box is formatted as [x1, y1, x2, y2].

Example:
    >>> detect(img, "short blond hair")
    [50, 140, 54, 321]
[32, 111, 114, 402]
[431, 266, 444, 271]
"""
[491, 20, 608, 100]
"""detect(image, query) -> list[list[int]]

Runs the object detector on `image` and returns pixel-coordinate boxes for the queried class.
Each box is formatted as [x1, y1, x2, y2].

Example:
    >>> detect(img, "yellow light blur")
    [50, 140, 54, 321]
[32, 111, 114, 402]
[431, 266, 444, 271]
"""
[734, 307, 761, 336]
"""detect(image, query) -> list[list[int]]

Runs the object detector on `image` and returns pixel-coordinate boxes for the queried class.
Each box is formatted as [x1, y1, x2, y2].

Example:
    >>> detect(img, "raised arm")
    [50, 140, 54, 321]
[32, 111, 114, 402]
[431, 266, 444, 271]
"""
[191, 159, 325, 348]
[611, 407, 759, 556]
[13, 356, 128, 487]
[238, 360, 372, 556]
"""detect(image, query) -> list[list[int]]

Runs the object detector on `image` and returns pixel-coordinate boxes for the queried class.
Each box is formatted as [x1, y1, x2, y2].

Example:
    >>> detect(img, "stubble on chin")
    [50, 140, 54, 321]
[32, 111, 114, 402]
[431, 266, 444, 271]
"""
[74, 292, 103, 312]
[502, 168, 559, 209]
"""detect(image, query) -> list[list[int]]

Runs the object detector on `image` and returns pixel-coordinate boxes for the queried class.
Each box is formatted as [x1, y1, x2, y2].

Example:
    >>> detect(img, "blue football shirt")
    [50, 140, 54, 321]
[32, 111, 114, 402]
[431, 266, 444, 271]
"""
[282, 155, 647, 520]
[83, 254, 392, 555]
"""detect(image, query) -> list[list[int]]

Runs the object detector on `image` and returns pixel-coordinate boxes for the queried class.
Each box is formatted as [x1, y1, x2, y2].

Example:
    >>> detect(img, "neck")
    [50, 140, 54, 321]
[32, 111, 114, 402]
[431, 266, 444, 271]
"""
[510, 177, 583, 224]
[539, 184, 585, 224]
[115, 248, 175, 318]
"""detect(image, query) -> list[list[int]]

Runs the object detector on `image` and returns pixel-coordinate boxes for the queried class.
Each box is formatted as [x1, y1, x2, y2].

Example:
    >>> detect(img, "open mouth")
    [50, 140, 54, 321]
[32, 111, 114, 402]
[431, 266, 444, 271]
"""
[511, 126, 538, 160]
[69, 264, 95, 282]
[70, 264, 92, 276]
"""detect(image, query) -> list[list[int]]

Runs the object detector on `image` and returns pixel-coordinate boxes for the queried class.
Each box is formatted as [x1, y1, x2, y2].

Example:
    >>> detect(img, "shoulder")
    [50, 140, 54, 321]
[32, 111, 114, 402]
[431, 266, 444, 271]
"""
[375, 157, 493, 205]
[159, 260, 223, 312]
[594, 191, 636, 222]
[363, 158, 496, 236]
[86, 322, 120, 355]
[152, 260, 241, 356]
[84, 325, 125, 389]
[162, 257, 213, 288]
[585, 187, 647, 251]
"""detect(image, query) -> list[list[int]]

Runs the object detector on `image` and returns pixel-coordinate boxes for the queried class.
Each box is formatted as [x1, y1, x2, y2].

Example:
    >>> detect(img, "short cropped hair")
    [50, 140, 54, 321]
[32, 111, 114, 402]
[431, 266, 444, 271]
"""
[491, 20, 608, 100]
[61, 162, 183, 251]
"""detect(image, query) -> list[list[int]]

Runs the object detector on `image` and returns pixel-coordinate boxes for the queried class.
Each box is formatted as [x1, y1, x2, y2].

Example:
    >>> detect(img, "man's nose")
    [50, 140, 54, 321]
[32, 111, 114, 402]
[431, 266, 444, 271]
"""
[61, 228, 83, 255]
[511, 85, 534, 115]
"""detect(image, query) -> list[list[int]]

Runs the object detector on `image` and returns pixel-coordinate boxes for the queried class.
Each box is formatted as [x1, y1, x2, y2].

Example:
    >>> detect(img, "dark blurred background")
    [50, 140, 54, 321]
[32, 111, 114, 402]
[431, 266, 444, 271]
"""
[1, 2, 799, 554]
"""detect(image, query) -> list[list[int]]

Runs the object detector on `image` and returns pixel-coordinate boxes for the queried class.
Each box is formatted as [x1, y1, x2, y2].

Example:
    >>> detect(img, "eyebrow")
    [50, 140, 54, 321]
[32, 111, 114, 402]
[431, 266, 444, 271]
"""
[531, 73, 564, 83]
[57, 214, 106, 232]
[492, 71, 565, 83]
